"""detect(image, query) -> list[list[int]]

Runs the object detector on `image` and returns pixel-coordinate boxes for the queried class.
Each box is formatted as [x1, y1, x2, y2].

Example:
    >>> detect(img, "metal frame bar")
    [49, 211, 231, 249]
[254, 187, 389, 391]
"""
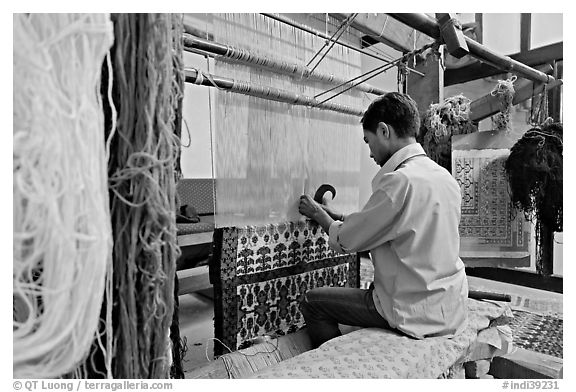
[388, 13, 556, 84]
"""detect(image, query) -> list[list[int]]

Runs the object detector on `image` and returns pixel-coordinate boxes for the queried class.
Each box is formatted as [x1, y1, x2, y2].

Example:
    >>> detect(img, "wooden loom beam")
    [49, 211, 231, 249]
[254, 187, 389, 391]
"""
[388, 13, 556, 84]
[436, 13, 469, 59]
[520, 13, 532, 53]
[406, 45, 443, 117]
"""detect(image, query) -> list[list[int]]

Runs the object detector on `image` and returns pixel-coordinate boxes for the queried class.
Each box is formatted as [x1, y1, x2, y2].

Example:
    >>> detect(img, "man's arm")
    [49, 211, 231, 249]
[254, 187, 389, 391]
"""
[320, 203, 345, 222]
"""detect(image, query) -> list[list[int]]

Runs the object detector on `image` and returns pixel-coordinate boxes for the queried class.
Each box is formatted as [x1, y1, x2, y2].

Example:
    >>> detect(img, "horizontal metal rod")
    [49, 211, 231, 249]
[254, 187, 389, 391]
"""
[184, 68, 364, 117]
[388, 13, 555, 84]
[445, 41, 562, 86]
[260, 13, 424, 77]
[182, 33, 387, 96]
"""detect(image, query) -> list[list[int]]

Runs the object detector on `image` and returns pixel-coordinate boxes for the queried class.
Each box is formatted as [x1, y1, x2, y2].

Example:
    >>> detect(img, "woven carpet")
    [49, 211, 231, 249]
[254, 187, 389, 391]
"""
[452, 148, 531, 261]
[510, 309, 563, 358]
[210, 220, 359, 355]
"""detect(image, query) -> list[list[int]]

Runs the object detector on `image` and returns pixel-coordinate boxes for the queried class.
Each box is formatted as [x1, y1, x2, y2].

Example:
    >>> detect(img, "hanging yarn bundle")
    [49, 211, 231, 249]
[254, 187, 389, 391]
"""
[529, 82, 554, 128]
[505, 122, 563, 271]
[13, 14, 114, 378]
[167, 15, 187, 379]
[491, 75, 517, 132]
[419, 94, 477, 171]
[85, 13, 183, 379]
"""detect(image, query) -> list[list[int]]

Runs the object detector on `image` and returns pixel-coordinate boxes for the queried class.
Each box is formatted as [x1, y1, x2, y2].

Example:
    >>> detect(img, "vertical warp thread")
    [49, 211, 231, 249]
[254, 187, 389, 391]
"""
[212, 14, 365, 227]
[105, 13, 181, 378]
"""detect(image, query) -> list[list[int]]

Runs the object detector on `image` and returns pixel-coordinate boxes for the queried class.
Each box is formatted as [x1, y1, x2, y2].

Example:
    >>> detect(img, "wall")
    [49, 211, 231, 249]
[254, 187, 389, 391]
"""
[180, 52, 214, 179]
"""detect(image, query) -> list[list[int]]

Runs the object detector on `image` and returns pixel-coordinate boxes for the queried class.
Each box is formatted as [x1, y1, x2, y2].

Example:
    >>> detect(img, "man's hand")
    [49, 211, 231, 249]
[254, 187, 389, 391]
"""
[298, 194, 324, 221]
[299, 195, 334, 232]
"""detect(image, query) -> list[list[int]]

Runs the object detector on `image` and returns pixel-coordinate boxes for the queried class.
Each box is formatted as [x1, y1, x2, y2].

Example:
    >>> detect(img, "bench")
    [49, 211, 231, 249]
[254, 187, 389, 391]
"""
[176, 178, 215, 294]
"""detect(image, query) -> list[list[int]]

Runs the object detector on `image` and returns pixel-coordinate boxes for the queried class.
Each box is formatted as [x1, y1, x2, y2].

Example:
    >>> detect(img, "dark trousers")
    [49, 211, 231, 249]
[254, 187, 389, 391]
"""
[299, 285, 396, 348]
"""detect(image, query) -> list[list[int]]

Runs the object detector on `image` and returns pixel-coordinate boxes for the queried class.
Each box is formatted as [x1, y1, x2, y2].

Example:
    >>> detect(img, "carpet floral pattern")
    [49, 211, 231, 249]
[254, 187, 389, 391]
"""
[210, 220, 359, 355]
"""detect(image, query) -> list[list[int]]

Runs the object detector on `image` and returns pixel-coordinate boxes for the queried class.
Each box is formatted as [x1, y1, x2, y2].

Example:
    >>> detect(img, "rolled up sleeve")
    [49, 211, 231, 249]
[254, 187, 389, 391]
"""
[328, 220, 346, 253]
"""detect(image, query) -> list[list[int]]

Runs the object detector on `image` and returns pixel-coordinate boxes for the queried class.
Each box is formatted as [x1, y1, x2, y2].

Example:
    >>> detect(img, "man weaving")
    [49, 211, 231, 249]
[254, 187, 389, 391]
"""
[298, 92, 468, 348]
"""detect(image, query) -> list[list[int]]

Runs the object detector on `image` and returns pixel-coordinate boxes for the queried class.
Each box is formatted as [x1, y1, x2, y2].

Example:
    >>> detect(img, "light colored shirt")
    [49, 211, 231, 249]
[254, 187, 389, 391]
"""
[328, 143, 468, 339]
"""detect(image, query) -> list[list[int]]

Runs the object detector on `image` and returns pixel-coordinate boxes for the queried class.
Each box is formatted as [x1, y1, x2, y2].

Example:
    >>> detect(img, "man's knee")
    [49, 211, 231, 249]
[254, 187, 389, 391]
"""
[299, 287, 328, 318]
[299, 288, 320, 317]
[299, 289, 312, 317]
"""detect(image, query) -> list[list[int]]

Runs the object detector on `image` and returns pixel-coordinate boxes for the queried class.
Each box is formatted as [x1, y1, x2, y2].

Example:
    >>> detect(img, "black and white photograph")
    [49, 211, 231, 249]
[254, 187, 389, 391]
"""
[9, 8, 566, 387]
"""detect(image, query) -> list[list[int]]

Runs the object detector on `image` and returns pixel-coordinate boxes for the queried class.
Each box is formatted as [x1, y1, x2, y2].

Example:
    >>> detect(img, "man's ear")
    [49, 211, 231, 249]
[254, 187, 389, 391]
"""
[377, 122, 390, 139]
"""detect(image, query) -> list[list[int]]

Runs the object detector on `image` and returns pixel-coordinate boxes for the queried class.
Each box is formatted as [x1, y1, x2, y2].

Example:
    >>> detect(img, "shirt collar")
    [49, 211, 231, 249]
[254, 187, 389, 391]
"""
[372, 142, 426, 187]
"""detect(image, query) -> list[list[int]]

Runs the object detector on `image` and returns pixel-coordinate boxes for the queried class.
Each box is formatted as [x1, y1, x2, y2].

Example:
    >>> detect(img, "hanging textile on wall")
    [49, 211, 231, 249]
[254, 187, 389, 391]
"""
[450, 75, 531, 267]
[13, 14, 114, 378]
[82, 13, 183, 379]
[452, 132, 531, 267]
[211, 13, 368, 227]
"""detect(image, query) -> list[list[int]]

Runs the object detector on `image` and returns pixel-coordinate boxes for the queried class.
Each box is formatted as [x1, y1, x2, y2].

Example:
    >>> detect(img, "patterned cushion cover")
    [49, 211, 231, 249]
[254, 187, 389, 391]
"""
[177, 178, 215, 215]
[250, 299, 513, 378]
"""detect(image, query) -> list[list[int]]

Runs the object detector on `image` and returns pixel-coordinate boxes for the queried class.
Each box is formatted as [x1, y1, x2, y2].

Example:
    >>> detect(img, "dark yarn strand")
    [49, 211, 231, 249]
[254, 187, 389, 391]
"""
[107, 13, 181, 378]
[505, 122, 563, 272]
[170, 275, 187, 378]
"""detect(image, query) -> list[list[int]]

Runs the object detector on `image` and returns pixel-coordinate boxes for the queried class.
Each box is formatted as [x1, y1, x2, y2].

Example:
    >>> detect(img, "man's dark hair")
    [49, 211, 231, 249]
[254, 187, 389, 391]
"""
[360, 92, 420, 138]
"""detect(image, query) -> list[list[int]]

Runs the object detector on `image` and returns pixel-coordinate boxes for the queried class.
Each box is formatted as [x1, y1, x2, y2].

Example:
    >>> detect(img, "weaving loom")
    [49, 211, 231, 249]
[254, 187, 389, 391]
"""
[210, 220, 360, 355]
[202, 14, 364, 356]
